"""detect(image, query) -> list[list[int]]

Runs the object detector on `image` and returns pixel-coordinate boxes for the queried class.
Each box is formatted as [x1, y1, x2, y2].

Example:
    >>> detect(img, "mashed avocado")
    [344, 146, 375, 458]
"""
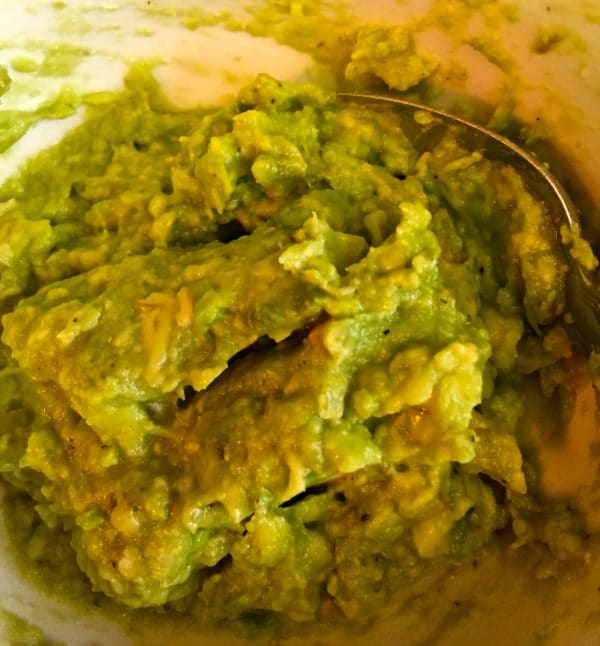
[0, 59, 597, 632]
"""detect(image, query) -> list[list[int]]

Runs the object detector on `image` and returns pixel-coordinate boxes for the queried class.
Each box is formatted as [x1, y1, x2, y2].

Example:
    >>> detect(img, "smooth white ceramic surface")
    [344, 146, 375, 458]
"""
[0, 1, 598, 644]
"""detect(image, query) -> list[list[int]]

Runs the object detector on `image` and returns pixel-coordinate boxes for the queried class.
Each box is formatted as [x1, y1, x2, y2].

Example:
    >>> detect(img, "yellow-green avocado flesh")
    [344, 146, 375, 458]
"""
[0, 67, 595, 631]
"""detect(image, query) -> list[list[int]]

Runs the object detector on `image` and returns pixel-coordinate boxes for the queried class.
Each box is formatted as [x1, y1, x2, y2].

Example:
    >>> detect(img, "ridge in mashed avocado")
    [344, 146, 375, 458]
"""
[0, 14, 599, 641]
[0, 607, 56, 646]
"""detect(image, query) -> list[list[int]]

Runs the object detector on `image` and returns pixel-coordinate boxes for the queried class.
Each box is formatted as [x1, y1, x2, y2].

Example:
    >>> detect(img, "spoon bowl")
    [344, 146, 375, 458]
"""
[340, 91, 600, 351]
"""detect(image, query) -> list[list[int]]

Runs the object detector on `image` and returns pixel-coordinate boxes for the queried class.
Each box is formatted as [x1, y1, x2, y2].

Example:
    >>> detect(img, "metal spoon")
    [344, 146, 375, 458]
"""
[339, 91, 600, 352]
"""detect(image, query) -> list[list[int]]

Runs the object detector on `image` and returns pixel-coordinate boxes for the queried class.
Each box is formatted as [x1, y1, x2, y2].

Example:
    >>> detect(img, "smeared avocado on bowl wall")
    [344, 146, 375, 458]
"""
[1, 1, 600, 644]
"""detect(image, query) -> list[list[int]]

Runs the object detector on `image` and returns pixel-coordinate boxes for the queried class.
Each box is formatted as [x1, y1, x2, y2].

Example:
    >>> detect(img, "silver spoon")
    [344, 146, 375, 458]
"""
[339, 92, 600, 352]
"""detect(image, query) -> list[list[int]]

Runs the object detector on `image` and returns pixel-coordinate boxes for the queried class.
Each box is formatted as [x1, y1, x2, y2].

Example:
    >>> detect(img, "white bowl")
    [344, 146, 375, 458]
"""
[0, 1, 599, 644]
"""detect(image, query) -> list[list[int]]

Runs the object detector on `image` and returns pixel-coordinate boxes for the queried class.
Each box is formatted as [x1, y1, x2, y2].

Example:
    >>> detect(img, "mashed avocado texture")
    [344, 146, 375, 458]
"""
[0, 66, 595, 628]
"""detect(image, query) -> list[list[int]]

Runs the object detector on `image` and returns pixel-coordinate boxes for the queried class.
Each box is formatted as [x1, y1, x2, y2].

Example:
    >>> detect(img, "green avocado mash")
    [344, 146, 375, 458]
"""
[0, 57, 598, 634]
